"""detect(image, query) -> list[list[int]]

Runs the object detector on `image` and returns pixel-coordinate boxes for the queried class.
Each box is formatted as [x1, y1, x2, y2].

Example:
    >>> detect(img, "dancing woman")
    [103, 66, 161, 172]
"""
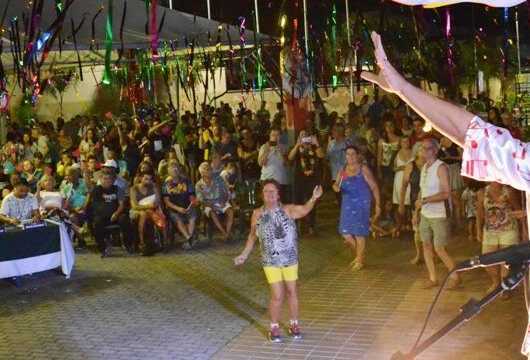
[234, 180, 323, 343]
[333, 145, 381, 271]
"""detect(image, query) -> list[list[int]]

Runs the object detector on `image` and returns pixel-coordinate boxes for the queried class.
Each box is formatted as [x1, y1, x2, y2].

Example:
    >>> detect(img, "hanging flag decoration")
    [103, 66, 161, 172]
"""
[102, 0, 114, 85]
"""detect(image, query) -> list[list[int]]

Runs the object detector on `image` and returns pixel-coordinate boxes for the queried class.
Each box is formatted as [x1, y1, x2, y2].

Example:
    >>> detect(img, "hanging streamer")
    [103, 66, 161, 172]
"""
[238, 17, 247, 90]
[115, 0, 127, 66]
[150, 0, 159, 59]
[445, 8, 454, 86]
[102, 0, 114, 85]
[331, 3, 337, 90]
[502, 7, 509, 77]
[70, 19, 83, 81]
[226, 27, 235, 79]
[90, 6, 104, 51]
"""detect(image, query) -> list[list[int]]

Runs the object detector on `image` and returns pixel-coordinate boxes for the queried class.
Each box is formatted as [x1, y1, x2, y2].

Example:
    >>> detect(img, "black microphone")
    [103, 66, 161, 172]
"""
[456, 242, 530, 271]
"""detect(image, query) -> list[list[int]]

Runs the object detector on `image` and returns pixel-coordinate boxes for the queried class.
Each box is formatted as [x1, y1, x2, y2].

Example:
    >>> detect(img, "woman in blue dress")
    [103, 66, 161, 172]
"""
[333, 145, 381, 271]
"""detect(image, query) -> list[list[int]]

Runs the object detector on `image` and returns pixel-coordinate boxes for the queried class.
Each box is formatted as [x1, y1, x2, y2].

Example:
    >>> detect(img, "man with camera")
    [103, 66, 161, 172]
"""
[258, 128, 290, 202]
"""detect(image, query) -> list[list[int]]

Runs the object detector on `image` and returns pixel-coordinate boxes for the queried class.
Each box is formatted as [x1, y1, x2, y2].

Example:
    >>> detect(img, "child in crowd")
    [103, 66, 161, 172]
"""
[372, 200, 398, 240]
[220, 162, 238, 202]
[461, 179, 480, 242]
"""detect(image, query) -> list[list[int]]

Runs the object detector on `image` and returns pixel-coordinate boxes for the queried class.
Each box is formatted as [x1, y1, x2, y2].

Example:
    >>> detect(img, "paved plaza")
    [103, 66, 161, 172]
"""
[0, 197, 527, 360]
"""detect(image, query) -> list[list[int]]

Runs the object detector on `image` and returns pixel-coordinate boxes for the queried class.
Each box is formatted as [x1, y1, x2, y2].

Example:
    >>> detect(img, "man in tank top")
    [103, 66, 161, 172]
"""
[416, 138, 461, 290]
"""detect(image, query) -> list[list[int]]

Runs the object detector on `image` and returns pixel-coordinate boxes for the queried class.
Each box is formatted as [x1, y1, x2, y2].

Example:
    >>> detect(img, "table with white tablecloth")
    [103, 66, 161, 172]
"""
[0, 220, 75, 279]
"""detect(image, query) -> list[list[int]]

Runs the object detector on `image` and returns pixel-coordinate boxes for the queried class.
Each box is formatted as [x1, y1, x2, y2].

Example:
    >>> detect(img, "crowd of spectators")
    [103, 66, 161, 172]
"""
[0, 93, 526, 266]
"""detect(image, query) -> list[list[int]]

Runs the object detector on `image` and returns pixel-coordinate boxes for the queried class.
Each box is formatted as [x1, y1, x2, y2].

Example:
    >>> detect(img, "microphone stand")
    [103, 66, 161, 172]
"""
[391, 262, 528, 360]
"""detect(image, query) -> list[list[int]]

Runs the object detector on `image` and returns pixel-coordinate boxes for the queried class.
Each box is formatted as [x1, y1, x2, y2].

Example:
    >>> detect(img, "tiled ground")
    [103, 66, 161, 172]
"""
[0, 196, 527, 359]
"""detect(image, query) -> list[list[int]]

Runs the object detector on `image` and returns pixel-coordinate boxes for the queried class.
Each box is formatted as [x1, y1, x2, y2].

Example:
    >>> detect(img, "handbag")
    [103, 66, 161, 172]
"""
[148, 208, 167, 229]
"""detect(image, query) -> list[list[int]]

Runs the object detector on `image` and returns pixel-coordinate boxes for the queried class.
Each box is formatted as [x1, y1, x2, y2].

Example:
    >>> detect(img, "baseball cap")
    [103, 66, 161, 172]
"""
[102, 159, 118, 169]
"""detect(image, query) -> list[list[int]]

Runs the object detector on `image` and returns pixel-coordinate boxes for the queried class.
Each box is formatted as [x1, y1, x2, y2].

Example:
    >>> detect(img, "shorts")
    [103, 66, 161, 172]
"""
[419, 215, 449, 247]
[482, 230, 519, 252]
[168, 207, 198, 224]
[263, 264, 299, 284]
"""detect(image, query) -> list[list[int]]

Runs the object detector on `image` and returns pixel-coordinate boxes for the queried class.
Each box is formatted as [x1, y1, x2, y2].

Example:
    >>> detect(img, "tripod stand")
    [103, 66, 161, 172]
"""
[391, 262, 528, 360]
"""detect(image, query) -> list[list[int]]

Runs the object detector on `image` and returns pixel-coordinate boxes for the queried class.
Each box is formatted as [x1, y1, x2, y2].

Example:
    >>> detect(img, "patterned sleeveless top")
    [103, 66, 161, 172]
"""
[483, 185, 518, 233]
[257, 206, 298, 267]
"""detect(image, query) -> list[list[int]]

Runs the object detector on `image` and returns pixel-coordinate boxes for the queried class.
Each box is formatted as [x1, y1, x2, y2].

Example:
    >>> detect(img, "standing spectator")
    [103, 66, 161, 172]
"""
[234, 180, 323, 342]
[195, 162, 234, 241]
[392, 137, 413, 235]
[501, 111, 522, 139]
[461, 179, 479, 242]
[399, 150, 424, 264]
[377, 116, 400, 190]
[410, 118, 427, 150]
[327, 123, 347, 192]
[438, 136, 464, 227]
[288, 131, 324, 235]
[258, 128, 289, 202]
[333, 145, 381, 271]
[416, 138, 460, 289]
[476, 182, 522, 293]
[238, 128, 260, 207]
[86, 170, 129, 257]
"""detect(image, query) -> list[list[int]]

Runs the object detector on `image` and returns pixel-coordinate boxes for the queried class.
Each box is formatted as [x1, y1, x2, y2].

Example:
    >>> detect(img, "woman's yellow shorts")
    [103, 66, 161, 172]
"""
[263, 264, 299, 284]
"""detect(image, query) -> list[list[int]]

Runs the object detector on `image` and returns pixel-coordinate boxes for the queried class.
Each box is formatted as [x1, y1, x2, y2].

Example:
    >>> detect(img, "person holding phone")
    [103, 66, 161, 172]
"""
[288, 130, 325, 235]
[258, 128, 290, 202]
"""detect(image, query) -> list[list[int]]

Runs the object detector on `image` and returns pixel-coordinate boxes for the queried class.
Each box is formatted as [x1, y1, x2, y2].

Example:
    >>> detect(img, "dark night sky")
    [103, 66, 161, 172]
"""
[159, 0, 529, 42]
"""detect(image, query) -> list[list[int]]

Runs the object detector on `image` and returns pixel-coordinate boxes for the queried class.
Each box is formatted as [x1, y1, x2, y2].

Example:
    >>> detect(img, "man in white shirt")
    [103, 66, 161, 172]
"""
[0, 179, 40, 225]
[258, 128, 289, 201]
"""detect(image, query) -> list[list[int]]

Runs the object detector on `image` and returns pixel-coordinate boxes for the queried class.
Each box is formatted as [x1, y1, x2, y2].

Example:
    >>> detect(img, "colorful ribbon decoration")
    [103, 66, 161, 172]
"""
[445, 8, 454, 86]
[115, 0, 127, 66]
[150, 0, 159, 59]
[238, 16, 247, 89]
[90, 6, 103, 51]
[102, 0, 114, 85]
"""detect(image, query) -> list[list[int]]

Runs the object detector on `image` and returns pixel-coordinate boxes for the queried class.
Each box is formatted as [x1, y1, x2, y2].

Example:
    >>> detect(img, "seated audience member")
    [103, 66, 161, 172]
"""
[37, 175, 65, 217]
[0, 179, 40, 225]
[130, 171, 168, 254]
[20, 159, 41, 193]
[60, 166, 89, 247]
[195, 161, 234, 241]
[162, 161, 198, 247]
[86, 170, 130, 257]
[220, 162, 238, 201]
[97, 159, 129, 197]
[56, 151, 74, 180]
